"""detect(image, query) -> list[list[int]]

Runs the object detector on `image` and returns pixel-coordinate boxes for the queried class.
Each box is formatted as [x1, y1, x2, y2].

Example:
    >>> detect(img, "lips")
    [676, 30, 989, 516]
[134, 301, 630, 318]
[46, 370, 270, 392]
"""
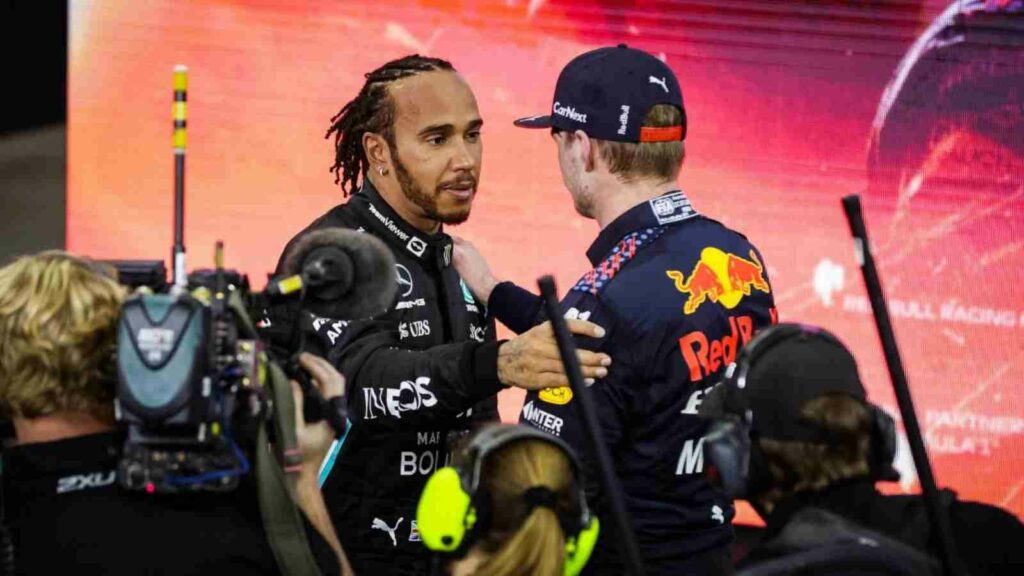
[439, 178, 477, 200]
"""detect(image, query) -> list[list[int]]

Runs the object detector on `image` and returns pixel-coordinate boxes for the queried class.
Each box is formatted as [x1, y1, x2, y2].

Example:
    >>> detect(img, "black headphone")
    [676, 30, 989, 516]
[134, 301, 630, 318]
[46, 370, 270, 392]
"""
[701, 323, 899, 500]
[416, 425, 600, 575]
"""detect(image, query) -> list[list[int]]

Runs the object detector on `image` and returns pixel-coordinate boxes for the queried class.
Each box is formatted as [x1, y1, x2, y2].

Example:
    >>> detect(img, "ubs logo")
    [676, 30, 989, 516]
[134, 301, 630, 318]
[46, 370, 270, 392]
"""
[395, 264, 414, 298]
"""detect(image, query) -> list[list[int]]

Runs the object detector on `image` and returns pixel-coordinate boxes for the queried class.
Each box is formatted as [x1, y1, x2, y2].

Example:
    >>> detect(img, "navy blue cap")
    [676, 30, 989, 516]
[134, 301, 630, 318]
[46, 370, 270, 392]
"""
[514, 44, 686, 143]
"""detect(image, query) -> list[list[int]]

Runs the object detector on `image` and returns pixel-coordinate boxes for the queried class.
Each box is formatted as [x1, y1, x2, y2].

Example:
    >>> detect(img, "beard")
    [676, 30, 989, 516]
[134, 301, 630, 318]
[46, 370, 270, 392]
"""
[573, 191, 595, 218]
[393, 152, 473, 226]
[570, 180, 595, 219]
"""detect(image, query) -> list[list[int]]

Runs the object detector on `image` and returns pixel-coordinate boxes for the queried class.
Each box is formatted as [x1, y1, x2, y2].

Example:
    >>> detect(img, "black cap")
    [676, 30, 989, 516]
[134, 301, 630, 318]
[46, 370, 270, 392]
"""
[700, 325, 868, 442]
[514, 44, 686, 143]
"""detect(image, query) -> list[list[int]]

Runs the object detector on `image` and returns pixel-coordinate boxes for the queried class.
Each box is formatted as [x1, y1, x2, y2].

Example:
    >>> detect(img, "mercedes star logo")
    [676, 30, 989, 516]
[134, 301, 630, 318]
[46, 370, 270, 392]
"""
[395, 264, 414, 297]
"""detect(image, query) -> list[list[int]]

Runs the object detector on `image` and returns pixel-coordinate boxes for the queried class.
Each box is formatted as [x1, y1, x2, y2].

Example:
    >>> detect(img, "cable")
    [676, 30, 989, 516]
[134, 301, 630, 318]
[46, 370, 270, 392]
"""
[165, 436, 250, 487]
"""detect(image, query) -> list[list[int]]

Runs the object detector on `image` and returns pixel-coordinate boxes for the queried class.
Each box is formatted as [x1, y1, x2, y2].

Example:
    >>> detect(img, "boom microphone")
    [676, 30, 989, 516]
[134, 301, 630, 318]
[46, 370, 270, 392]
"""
[270, 228, 397, 320]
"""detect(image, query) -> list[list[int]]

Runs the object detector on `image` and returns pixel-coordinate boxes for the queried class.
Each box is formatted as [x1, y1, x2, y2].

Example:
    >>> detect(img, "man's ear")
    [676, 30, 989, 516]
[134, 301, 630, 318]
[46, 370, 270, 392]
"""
[363, 132, 393, 169]
[574, 129, 595, 172]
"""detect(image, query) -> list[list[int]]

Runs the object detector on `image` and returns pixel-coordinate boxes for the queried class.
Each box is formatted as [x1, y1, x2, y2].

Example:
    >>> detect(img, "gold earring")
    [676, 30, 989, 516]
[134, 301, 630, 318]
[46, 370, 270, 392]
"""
[378, 165, 389, 176]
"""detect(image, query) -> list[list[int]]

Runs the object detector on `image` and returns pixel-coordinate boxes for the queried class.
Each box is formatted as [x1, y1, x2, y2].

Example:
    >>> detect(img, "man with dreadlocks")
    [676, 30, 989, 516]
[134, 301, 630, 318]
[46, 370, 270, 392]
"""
[273, 55, 612, 574]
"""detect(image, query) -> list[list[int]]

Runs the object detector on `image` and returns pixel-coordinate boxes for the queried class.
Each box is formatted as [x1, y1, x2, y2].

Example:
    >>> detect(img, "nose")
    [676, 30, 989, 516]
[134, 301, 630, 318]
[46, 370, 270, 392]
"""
[450, 137, 477, 173]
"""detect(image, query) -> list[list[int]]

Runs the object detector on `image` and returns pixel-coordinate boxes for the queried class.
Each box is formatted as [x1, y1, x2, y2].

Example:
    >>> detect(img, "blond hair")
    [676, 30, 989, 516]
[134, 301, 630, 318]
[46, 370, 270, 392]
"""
[0, 251, 125, 419]
[594, 104, 685, 182]
[471, 438, 577, 576]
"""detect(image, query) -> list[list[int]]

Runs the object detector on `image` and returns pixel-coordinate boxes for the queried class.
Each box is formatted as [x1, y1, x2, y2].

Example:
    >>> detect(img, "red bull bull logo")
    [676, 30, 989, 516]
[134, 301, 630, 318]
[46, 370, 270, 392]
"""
[666, 248, 771, 314]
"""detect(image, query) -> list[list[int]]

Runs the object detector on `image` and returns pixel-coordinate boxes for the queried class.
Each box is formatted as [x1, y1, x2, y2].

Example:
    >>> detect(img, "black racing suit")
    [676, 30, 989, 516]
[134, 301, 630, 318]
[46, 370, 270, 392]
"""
[275, 182, 501, 575]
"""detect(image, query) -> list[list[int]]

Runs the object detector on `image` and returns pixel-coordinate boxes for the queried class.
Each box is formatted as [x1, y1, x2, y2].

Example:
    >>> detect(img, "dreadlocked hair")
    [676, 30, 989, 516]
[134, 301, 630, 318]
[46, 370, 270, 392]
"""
[325, 54, 455, 196]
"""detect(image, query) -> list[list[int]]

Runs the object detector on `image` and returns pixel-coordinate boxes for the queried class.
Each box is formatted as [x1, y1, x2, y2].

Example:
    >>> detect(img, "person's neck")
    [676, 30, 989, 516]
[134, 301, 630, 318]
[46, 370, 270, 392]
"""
[13, 410, 115, 445]
[449, 547, 487, 576]
[591, 178, 680, 229]
[369, 175, 441, 235]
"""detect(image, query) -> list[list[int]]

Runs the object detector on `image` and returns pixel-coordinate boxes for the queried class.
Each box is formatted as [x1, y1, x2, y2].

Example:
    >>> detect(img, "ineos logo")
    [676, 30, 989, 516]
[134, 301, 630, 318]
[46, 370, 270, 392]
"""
[395, 264, 414, 298]
[363, 377, 438, 420]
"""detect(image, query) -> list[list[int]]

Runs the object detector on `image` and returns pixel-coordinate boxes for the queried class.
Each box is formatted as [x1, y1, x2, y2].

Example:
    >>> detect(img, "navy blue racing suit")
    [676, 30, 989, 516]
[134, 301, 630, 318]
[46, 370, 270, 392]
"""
[489, 191, 777, 575]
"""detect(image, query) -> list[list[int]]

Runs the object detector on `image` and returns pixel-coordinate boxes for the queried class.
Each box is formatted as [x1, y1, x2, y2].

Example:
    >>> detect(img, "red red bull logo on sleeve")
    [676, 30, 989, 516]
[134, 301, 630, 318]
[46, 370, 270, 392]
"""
[666, 248, 770, 315]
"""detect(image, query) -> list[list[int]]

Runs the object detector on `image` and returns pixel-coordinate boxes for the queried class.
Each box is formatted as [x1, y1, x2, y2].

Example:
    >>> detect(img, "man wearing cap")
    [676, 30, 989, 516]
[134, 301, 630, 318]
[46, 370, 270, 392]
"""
[454, 45, 777, 574]
[697, 323, 1024, 575]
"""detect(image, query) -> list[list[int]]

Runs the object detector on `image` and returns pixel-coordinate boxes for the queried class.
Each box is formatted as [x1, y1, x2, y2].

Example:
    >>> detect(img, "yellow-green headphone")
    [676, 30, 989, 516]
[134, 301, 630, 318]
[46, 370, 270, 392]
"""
[416, 424, 600, 576]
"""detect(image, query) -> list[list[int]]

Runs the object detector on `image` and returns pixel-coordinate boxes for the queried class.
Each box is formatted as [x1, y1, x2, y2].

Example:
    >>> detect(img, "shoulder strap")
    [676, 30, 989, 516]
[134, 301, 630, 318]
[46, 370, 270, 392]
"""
[236, 285, 324, 576]
[257, 360, 323, 576]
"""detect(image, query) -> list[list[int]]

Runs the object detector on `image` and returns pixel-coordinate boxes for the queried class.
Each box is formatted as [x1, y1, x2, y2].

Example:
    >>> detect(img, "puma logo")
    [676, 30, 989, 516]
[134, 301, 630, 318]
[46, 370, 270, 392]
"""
[711, 505, 725, 524]
[649, 76, 669, 93]
[372, 517, 404, 546]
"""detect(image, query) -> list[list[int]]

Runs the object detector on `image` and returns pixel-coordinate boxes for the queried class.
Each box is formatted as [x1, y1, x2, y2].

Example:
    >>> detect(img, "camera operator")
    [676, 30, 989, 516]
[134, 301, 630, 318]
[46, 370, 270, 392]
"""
[0, 251, 351, 575]
[697, 323, 1024, 575]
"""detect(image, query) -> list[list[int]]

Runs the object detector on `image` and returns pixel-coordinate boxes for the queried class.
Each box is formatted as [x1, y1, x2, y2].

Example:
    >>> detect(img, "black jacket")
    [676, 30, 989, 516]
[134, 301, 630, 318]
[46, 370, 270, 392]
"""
[2, 431, 338, 575]
[740, 480, 1024, 576]
[275, 182, 501, 574]
[490, 191, 777, 575]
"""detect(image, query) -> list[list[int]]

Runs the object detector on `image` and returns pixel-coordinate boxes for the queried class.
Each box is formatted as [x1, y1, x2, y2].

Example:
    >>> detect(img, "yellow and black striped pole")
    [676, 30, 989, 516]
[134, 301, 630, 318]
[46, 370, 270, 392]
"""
[172, 65, 188, 288]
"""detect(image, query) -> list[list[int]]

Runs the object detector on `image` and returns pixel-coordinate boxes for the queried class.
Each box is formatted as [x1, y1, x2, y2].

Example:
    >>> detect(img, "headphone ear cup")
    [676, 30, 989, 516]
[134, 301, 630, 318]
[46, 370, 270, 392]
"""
[870, 406, 900, 481]
[703, 418, 751, 499]
[417, 467, 474, 553]
[564, 515, 600, 576]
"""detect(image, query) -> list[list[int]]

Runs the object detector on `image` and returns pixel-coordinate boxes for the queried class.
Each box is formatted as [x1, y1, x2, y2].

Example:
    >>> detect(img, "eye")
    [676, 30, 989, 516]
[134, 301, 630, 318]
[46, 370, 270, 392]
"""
[426, 134, 447, 146]
[466, 129, 482, 142]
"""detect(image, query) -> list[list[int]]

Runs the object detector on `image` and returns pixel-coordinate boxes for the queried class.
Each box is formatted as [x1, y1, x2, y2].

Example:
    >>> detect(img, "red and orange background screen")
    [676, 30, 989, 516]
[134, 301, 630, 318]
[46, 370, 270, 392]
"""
[69, 0, 1024, 522]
